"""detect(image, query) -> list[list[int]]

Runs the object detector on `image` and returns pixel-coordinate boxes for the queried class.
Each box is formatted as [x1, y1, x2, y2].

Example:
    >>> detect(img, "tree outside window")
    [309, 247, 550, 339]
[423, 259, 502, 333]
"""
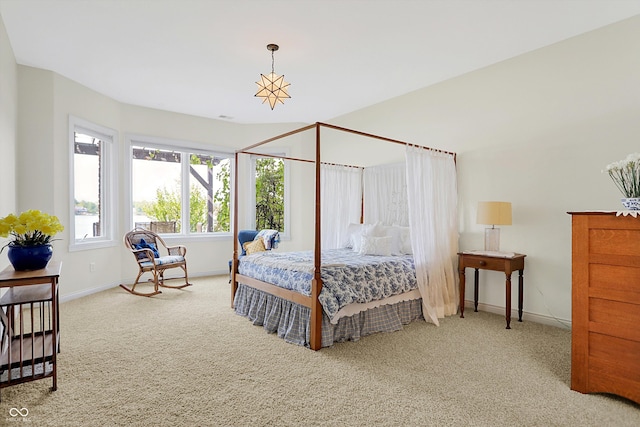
[211, 156, 286, 233]
[255, 158, 285, 232]
[130, 142, 231, 235]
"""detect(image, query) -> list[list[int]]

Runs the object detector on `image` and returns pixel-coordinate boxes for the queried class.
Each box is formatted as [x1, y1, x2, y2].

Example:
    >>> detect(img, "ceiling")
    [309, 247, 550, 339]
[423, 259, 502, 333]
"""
[1, 0, 639, 124]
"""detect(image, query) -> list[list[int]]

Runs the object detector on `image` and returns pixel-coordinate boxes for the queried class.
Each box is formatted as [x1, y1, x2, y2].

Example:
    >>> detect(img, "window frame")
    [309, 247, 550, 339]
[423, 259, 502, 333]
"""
[68, 115, 118, 252]
[125, 134, 234, 242]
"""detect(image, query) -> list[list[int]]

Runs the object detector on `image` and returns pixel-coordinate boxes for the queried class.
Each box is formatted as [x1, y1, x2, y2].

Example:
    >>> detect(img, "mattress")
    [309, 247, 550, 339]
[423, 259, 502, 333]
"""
[237, 248, 419, 323]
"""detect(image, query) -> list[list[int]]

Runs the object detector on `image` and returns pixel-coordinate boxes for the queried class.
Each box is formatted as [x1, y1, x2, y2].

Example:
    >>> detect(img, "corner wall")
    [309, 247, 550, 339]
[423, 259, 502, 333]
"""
[14, 65, 310, 299]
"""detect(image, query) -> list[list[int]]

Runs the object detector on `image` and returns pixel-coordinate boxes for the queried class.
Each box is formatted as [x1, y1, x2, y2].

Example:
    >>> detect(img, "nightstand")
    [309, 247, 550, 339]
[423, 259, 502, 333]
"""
[457, 251, 526, 329]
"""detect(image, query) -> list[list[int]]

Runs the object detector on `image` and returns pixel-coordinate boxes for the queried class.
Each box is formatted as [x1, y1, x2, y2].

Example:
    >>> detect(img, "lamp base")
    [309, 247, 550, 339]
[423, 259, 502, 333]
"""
[484, 228, 500, 252]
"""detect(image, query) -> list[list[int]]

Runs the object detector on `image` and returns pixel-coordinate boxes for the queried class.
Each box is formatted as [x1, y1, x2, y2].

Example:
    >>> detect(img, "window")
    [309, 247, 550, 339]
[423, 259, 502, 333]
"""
[69, 116, 117, 250]
[127, 136, 232, 237]
[251, 155, 289, 235]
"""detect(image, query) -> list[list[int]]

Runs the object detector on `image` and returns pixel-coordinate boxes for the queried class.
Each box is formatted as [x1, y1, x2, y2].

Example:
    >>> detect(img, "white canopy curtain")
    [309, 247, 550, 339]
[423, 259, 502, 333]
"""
[320, 164, 363, 249]
[363, 162, 408, 226]
[405, 146, 459, 325]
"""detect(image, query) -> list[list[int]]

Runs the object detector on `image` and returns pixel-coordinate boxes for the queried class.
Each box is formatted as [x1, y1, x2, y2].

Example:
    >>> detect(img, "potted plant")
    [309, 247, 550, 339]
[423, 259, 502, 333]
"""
[0, 209, 64, 271]
[605, 153, 640, 210]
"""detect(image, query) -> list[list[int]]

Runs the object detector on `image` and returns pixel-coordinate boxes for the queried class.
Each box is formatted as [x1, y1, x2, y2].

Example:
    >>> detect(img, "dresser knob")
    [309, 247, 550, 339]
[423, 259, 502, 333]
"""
[479, 261, 486, 266]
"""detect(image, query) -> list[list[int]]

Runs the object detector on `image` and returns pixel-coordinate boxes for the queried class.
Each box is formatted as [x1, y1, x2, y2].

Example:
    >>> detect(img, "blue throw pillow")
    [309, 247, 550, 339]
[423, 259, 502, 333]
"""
[134, 238, 160, 258]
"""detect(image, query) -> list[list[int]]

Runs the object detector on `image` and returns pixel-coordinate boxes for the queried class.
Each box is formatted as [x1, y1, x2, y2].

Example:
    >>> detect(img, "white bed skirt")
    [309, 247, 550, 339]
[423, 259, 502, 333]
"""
[233, 284, 424, 348]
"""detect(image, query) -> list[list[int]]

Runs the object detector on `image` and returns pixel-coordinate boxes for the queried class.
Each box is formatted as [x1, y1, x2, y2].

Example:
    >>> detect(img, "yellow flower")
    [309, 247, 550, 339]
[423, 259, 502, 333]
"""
[0, 222, 10, 238]
[13, 224, 27, 234]
[0, 210, 64, 252]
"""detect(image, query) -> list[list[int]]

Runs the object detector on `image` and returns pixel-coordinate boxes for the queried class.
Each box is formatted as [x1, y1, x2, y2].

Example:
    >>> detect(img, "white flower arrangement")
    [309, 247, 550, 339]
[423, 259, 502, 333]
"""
[605, 153, 640, 198]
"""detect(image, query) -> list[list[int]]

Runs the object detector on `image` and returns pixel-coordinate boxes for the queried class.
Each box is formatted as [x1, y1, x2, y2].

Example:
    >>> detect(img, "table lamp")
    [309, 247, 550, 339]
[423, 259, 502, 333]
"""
[476, 201, 512, 252]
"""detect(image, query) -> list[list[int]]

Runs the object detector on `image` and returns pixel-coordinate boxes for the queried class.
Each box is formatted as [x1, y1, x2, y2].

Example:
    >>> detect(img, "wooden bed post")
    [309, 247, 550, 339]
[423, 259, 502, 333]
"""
[310, 123, 323, 350]
[231, 151, 240, 308]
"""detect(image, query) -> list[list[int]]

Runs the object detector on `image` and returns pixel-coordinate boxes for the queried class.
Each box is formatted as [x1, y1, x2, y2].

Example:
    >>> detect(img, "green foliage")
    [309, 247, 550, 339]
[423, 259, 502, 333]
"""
[144, 157, 283, 234]
[189, 186, 208, 232]
[142, 185, 208, 233]
[212, 157, 284, 232]
[255, 158, 284, 231]
[74, 199, 98, 214]
[190, 153, 216, 169]
[213, 160, 231, 232]
[143, 187, 181, 223]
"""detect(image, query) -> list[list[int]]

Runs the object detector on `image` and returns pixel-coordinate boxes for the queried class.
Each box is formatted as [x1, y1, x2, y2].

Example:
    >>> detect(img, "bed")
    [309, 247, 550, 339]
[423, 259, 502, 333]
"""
[230, 122, 457, 350]
[234, 245, 423, 347]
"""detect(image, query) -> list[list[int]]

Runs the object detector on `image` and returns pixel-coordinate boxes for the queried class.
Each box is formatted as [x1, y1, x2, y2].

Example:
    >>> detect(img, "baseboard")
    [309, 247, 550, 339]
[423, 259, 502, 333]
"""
[464, 300, 571, 330]
[61, 270, 227, 303]
[61, 282, 118, 303]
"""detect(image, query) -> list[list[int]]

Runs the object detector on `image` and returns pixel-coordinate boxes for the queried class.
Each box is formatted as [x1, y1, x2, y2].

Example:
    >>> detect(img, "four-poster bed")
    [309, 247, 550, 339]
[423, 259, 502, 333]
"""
[230, 122, 457, 350]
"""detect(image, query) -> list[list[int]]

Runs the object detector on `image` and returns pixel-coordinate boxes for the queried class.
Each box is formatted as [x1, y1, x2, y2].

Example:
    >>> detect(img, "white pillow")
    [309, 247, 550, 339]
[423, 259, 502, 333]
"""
[362, 222, 385, 237]
[399, 226, 413, 254]
[345, 223, 364, 249]
[383, 225, 404, 255]
[359, 235, 392, 256]
[350, 222, 384, 253]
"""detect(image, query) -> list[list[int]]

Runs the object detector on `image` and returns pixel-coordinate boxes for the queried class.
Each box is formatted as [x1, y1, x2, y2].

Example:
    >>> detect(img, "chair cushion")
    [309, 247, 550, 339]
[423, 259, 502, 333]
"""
[134, 238, 160, 258]
[140, 255, 184, 268]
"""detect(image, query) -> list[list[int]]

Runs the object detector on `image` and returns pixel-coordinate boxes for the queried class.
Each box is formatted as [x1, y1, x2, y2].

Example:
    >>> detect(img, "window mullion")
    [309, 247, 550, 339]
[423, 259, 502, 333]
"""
[182, 150, 190, 234]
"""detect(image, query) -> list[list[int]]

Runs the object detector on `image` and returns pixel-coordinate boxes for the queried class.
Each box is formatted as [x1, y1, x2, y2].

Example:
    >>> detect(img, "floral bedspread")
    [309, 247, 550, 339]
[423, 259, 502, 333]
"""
[237, 248, 417, 321]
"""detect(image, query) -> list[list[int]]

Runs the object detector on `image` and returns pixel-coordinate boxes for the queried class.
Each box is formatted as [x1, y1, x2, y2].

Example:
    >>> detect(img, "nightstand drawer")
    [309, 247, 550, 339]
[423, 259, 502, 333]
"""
[461, 256, 505, 271]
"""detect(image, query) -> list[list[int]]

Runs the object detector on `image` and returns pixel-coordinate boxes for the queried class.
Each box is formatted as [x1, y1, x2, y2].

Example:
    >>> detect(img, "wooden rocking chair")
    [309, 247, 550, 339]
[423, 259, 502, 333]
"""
[121, 228, 192, 296]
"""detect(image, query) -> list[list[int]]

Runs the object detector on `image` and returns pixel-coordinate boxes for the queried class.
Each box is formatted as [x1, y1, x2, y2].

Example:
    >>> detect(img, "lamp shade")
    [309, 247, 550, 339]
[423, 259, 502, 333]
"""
[477, 201, 512, 226]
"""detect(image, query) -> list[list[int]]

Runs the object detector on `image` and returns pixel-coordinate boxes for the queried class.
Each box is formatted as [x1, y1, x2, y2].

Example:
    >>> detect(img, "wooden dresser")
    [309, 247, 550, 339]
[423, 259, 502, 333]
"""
[570, 212, 640, 404]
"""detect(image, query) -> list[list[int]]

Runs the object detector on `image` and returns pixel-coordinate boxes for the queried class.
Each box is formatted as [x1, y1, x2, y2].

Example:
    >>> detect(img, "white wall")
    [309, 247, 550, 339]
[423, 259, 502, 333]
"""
[118, 105, 313, 273]
[5, 13, 640, 323]
[13, 63, 312, 299]
[332, 17, 640, 323]
[331, 16, 640, 326]
[0, 15, 17, 271]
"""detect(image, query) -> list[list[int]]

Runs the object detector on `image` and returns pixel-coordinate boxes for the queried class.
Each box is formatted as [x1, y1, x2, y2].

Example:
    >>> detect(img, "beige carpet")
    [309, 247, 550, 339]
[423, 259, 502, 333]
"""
[0, 275, 638, 426]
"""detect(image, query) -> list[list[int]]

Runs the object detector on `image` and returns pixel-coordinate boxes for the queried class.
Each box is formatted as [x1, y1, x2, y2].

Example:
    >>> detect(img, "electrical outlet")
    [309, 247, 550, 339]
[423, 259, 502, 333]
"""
[90, 262, 96, 272]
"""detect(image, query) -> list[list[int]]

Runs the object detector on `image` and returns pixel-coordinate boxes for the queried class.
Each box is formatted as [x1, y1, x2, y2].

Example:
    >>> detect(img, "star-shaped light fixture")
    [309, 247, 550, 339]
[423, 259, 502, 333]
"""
[255, 44, 291, 110]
